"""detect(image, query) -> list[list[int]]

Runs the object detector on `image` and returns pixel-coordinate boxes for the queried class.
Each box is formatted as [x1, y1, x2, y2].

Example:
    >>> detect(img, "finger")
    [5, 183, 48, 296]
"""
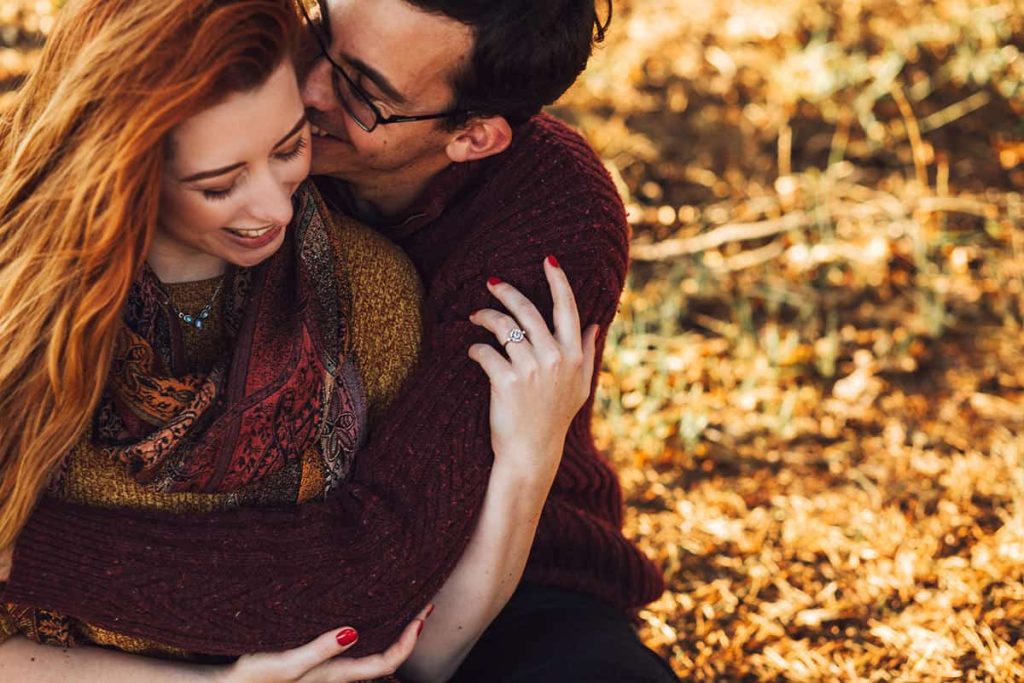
[469, 343, 515, 385]
[581, 324, 599, 389]
[544, 256, 583, 351]
[486, 277, 557, 353]
[470, 309, 535, 362]
[305, 611, 426, 683]
[278, 625, 360, 676]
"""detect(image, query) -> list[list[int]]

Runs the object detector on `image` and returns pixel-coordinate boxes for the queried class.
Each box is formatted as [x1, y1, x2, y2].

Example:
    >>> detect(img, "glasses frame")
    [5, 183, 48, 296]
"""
[297, 0, 469, 133]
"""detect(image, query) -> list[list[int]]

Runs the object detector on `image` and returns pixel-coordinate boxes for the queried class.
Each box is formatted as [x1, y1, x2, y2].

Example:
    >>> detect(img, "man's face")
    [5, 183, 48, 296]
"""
[302, 0, 474, 182]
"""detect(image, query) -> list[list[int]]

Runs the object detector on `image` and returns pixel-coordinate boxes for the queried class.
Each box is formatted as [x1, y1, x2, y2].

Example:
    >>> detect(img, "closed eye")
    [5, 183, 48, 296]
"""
[274, 136, 308, 162]
[203, 185, 237, 201]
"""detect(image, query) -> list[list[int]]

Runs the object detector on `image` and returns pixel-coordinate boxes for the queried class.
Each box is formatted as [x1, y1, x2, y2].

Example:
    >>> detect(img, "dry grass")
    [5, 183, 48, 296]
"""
[4, 0, 1024, 680]
[555, 0, 1024, 679]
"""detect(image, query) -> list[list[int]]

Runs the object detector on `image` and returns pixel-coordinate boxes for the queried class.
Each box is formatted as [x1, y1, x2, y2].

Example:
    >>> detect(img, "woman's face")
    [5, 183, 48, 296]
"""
[153, 60, 311, 281]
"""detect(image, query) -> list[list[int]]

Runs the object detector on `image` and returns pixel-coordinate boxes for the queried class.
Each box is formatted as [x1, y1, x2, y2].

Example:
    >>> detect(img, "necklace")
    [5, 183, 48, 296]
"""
[169, 280, 224, 331]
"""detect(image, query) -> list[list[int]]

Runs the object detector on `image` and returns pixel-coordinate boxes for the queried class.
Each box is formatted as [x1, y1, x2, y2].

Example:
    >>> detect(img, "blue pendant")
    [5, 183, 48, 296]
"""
[182, 314, 194, 324]
[194, 319, 204, 330]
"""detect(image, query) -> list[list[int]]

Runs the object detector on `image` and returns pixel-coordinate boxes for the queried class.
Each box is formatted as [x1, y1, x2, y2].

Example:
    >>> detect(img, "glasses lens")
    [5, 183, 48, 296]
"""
[331, 69, 378, 131]
[297, 0, 379, 131]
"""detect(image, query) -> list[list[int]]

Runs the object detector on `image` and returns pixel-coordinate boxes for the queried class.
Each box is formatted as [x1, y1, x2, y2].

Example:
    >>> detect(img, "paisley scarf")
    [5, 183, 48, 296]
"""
[90, 181, 366, 495]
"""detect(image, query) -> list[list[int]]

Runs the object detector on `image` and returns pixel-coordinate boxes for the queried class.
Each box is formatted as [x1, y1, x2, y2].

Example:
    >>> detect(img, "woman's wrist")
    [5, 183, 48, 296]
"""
[489, 441, 562, 506]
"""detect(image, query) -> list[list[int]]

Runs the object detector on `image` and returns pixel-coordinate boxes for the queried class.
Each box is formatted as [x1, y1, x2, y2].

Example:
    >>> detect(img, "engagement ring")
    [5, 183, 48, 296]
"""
[503, 327, 527, 347]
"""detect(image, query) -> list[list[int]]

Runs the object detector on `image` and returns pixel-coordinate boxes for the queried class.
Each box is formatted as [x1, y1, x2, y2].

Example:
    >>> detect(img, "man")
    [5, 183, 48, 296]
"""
[301, 2, 674, 680]
[5, 1, 675, 680]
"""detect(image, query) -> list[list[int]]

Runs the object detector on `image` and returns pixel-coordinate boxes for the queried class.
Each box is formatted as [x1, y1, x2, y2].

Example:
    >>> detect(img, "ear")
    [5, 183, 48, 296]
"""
[445, 115, 513, 163]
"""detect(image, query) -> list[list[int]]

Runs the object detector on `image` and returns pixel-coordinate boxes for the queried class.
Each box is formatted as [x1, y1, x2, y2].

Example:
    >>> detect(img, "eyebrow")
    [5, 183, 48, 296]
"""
[179, 114, 308, 183]
[344, 55, 408, 105]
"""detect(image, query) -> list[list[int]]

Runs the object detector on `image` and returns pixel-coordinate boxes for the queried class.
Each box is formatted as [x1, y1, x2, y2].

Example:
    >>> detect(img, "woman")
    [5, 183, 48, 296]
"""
[0, 0, 596, 680]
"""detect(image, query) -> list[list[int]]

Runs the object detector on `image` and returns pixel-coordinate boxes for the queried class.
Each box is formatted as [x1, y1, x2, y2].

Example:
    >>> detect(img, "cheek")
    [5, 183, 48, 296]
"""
[160, 188, 235, 235]
[294, 152, 313, 182]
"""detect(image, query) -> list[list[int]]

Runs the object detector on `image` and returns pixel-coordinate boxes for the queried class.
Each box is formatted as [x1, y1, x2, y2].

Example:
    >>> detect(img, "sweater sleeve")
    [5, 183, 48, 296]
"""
[2, 291, 512, 658]
[2, 125, 662, 658]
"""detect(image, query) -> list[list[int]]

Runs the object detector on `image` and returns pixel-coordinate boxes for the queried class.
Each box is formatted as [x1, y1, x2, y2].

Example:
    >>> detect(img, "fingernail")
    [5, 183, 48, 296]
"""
[487, 277, 502, 287]
[547, 255, 560, 268]
[416, 620, 425, 636]
[425, 603, 435, 619]
[336, 628, 358, 647]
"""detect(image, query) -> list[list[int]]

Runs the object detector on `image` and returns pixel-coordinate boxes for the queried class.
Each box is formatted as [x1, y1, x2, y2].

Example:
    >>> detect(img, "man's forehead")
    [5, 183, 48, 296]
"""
[327, 0, 473, 99]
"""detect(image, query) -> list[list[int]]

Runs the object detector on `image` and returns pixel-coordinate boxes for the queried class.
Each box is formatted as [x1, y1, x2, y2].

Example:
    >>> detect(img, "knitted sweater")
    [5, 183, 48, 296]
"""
[3, 113, 664, 657]
[0, 214, 424, 655]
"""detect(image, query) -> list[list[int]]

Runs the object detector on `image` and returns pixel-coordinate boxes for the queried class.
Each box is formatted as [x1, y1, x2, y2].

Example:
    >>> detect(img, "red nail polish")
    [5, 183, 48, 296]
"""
[547, 255, 560, 268]
[488, 277, 502, 287]
[416, 620, 425, 636]
[426, 603, 436, 619]
[336, 628, 358, 647]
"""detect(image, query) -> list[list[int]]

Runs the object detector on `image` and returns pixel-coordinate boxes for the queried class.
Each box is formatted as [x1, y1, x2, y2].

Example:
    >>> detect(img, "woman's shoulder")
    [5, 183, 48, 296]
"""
[330, 212, 424, 423]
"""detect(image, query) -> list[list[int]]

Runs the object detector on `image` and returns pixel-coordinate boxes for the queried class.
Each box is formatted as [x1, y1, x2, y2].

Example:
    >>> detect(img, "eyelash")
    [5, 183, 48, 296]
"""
[275, 136, 308, 162]
[201, 137, 308, 201]
[203, 187, 235, 201]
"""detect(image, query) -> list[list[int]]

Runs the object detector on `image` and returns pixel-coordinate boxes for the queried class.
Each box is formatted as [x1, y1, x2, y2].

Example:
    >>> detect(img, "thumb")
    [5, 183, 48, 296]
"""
[281, 626, 360, 677]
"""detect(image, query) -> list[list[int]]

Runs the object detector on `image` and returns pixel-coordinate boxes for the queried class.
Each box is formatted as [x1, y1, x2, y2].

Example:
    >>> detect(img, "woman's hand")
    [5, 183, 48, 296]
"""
[221, 604, 432, 683]
[468, 256, 598, 480]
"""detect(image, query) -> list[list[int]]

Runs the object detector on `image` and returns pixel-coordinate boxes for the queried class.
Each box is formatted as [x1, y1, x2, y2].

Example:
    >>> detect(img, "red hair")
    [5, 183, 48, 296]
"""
[0, 0, 302, 548]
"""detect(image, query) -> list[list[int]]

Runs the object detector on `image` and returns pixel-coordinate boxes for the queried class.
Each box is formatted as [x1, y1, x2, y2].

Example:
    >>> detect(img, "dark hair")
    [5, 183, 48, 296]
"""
[405, 0, 612, 127]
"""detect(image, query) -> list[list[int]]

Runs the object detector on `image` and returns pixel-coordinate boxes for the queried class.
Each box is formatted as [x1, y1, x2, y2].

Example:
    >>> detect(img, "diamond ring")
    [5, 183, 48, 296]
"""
[503, 327, 527, 348]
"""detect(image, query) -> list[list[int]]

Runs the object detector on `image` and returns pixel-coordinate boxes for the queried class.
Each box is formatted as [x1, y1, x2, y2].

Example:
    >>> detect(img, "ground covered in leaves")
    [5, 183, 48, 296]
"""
[556, 1, 1024, 680]
[4, 1, 1024, 680]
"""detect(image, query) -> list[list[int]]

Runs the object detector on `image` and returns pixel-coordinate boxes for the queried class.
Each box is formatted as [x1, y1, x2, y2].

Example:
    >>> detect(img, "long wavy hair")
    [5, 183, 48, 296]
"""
[0, 0, 302, 548]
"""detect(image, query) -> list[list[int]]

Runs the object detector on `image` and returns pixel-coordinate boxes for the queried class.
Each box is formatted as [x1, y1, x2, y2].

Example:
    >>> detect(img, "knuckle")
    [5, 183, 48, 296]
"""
[540, 351, 562, 371]
[493, 373, 514, 390]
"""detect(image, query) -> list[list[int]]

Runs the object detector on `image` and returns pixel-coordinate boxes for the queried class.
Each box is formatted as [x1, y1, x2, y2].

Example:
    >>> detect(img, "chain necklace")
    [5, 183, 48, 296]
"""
[168, 279, 225, 331]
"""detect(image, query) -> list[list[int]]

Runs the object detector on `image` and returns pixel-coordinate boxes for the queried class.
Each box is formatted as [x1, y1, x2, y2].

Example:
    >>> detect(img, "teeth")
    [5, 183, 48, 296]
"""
[228, 226, 276, 238]
[310, 124, 330, 137]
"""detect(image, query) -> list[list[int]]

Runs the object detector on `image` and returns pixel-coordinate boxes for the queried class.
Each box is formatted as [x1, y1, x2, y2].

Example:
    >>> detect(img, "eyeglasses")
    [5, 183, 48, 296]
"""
[297, 0, 468, 133]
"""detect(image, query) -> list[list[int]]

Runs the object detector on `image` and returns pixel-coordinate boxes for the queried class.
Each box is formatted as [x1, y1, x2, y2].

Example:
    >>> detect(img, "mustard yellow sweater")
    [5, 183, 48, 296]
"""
[0, 215, 423, 656]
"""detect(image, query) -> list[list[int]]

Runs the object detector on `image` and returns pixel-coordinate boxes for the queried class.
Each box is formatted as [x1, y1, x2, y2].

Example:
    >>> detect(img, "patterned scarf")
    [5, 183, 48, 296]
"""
[91, 182, 365, 495]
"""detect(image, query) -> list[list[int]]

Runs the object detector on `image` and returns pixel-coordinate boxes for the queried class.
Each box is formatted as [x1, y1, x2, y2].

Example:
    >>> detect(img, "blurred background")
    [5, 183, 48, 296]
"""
[4, 0, 1024, 679]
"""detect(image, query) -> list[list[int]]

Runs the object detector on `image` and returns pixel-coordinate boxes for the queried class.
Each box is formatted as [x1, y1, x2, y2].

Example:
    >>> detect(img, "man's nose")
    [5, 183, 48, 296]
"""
[301, 57, 334, 112]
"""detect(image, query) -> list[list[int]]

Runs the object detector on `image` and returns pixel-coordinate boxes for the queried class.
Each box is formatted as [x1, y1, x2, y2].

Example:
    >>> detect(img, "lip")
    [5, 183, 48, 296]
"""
[310, 121, 350, 145]
[222, 224, 284, 250]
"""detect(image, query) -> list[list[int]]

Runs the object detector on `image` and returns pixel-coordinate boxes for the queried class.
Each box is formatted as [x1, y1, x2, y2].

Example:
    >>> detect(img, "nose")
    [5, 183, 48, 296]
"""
[301, 57, 335, 113]
[248, 169, 294, 227]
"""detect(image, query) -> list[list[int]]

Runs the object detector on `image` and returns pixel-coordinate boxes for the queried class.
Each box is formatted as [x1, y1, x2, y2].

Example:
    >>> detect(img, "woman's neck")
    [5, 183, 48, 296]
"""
[147, 232, 227, 284]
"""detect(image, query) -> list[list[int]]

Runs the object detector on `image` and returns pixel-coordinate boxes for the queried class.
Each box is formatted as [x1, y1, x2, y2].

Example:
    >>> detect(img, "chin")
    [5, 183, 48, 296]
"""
[227, 237, 287, 269]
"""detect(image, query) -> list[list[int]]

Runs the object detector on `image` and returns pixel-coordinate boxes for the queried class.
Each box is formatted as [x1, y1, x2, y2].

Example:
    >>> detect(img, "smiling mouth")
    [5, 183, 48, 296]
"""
[311, 123, 345, 141]
[225, 225, 279, 238]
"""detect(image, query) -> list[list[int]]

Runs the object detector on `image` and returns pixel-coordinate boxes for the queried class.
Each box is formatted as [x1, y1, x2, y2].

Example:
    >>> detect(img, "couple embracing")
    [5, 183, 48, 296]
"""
[0, 0, 676, 681]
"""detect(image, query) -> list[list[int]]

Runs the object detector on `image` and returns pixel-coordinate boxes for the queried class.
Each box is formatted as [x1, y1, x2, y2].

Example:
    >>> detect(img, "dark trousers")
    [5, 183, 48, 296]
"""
[450, 583, 679, 683]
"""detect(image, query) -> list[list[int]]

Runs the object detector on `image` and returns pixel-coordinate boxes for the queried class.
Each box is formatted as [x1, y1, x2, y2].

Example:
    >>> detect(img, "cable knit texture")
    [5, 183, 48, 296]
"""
[3, 113, 664, 657]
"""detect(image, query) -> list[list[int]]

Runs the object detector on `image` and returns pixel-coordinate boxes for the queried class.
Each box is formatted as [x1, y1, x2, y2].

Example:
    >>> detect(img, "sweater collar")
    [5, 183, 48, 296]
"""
[315, 159, 481, 242]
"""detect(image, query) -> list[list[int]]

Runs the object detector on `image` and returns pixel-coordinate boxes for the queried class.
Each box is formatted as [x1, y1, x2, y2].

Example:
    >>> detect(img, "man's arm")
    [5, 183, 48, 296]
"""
[3, 176, 630, 661]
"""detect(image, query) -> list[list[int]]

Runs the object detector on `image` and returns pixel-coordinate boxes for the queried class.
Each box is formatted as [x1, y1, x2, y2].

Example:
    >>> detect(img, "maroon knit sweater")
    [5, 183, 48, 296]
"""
[3, 114, 664, 657]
